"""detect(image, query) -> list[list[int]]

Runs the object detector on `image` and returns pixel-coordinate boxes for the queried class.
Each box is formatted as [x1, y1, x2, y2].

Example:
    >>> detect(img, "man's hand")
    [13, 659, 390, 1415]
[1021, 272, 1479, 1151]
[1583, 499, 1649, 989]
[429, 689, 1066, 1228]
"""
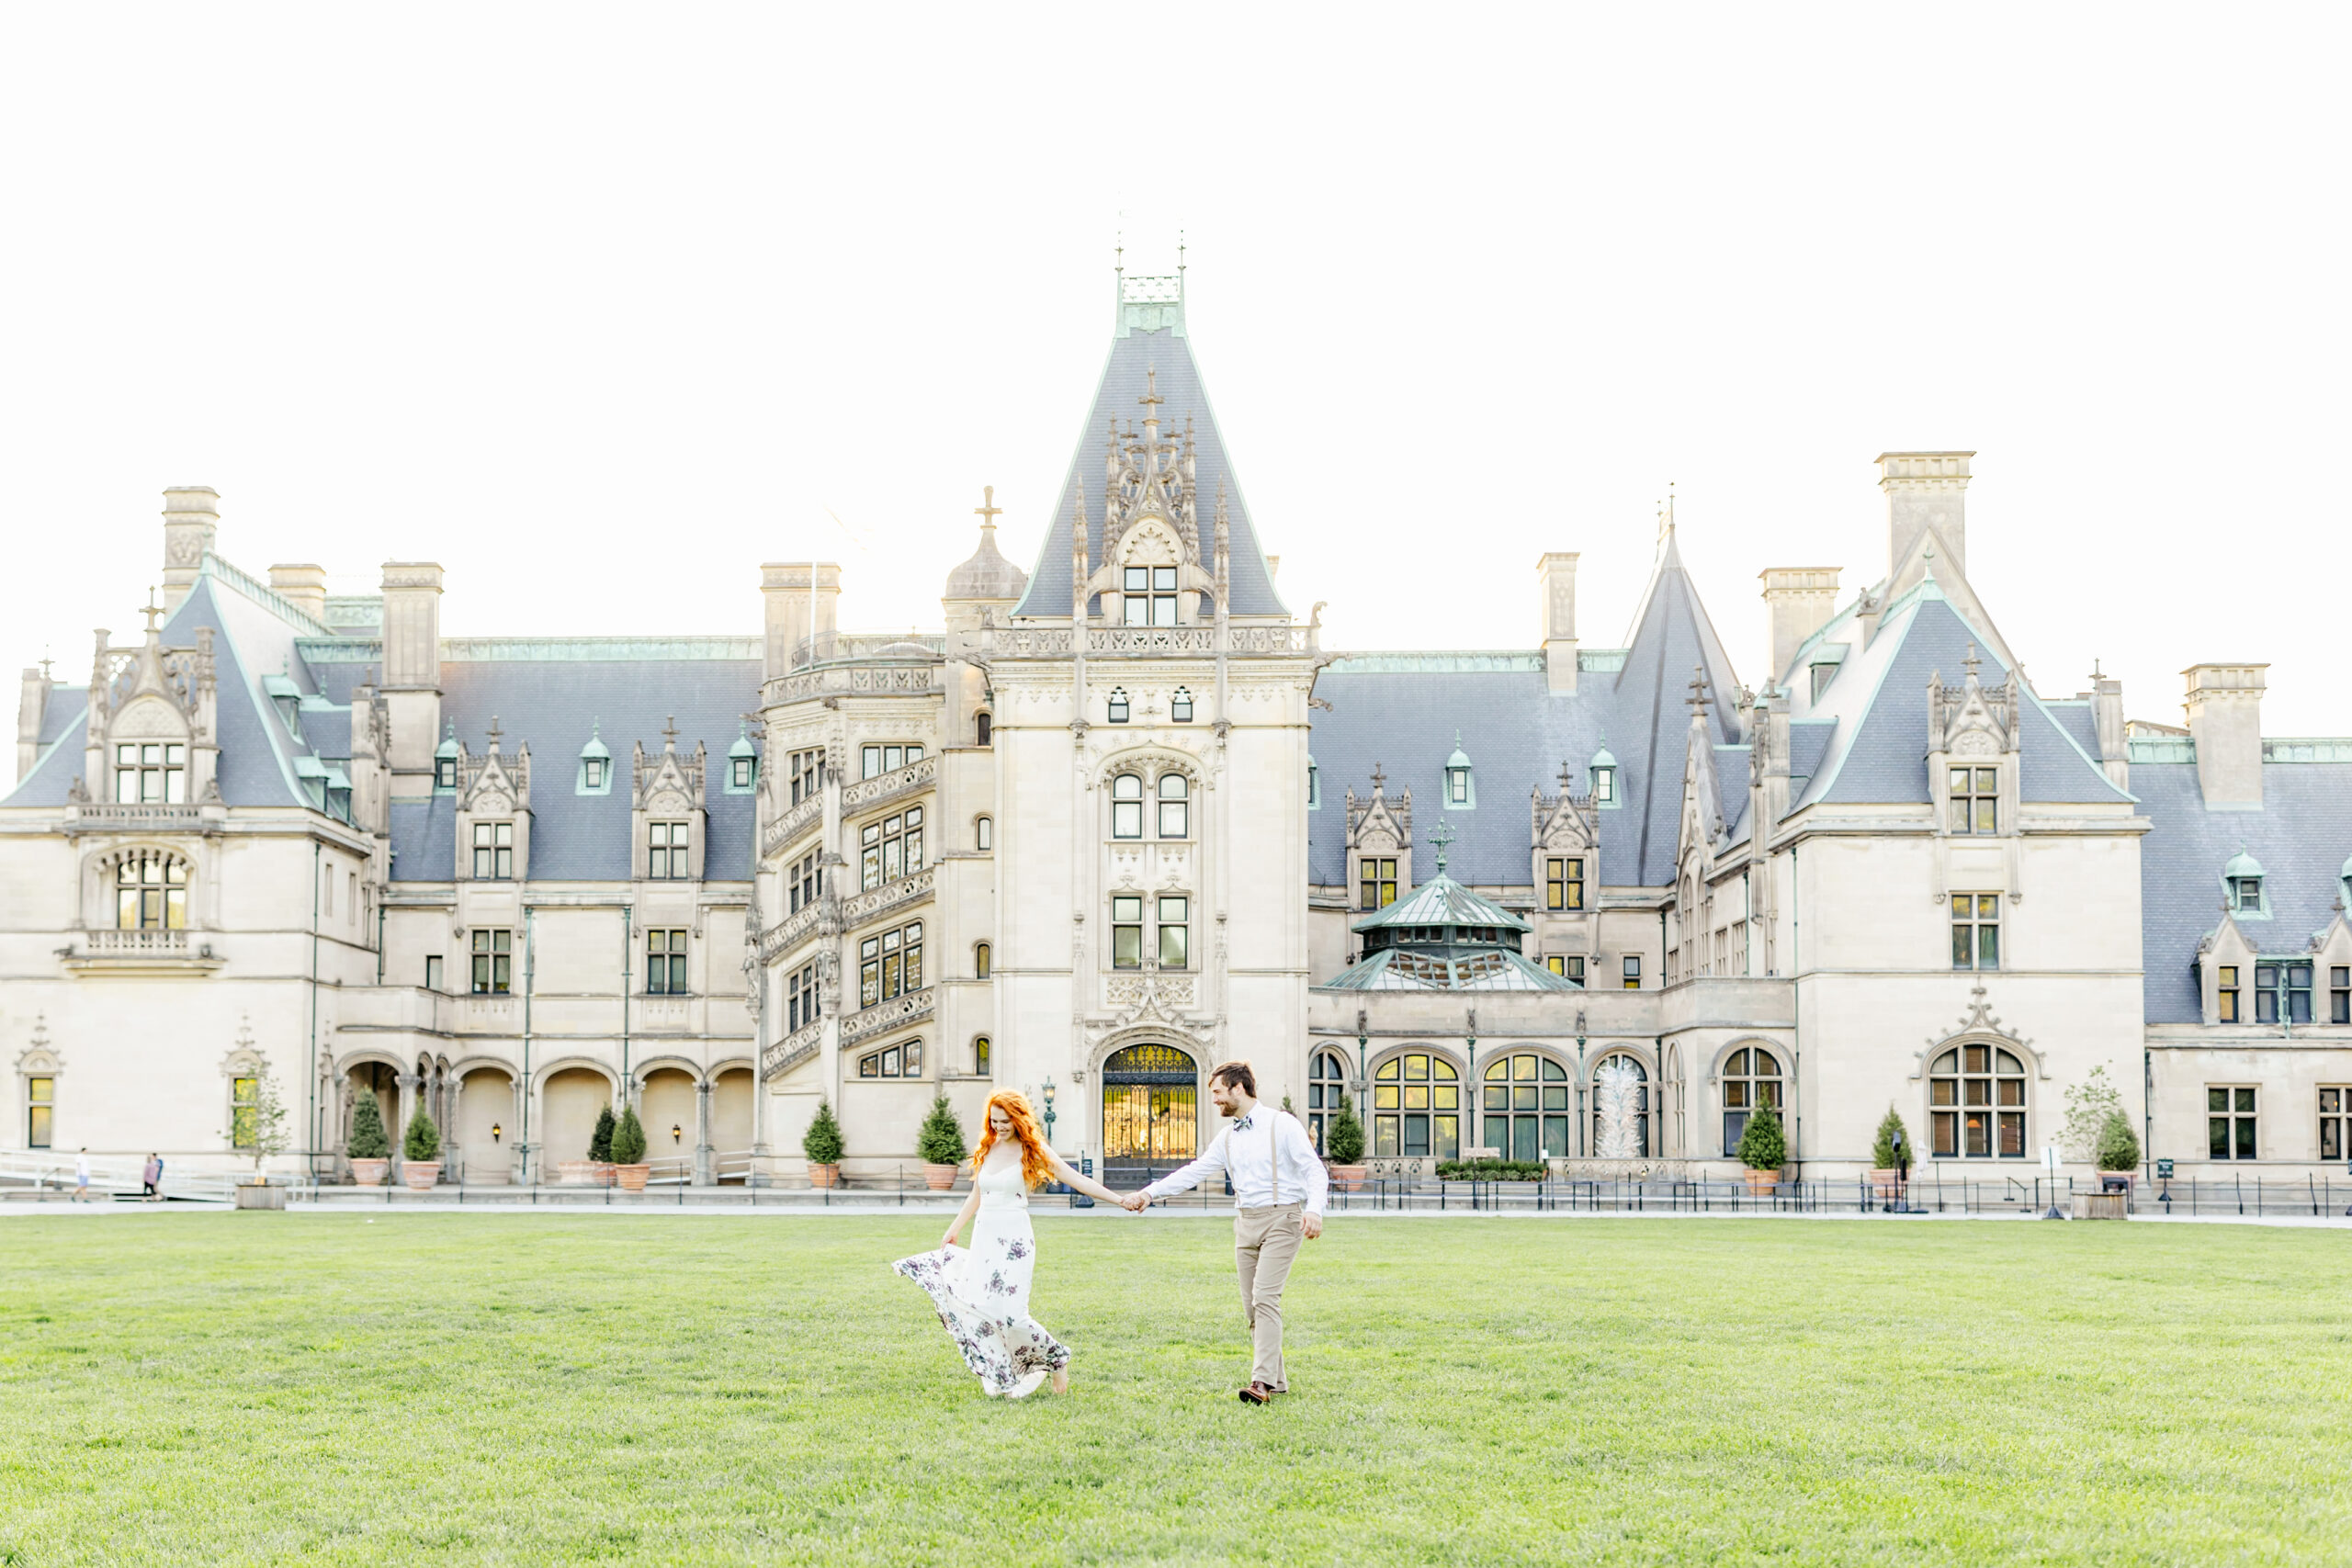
[1121, 1191, 1150, 1213]
[1302, 1212, 1323, 1241]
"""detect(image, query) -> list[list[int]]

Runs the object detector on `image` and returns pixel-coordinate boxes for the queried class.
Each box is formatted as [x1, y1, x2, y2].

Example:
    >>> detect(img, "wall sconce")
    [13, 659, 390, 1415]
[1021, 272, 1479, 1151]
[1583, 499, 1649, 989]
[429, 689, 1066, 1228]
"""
[671, 1122, 683, 1145]
[491, 1123, 503, 1144]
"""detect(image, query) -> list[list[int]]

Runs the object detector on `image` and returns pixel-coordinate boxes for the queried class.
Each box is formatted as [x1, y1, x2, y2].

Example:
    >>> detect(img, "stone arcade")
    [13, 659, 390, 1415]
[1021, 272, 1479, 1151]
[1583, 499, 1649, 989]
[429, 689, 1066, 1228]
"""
[8, 271, 2351, 1186]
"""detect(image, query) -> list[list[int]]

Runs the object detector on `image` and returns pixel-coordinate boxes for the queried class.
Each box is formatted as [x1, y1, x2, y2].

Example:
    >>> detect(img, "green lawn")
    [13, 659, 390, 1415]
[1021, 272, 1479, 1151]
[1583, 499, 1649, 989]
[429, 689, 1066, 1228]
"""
[0, 1213, 2344, 1566]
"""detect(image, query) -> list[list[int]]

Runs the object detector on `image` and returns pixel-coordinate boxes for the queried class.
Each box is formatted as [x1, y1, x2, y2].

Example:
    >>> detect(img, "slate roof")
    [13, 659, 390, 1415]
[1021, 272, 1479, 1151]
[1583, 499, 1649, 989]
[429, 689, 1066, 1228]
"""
[1012, 297, 1284, 619]
[2133, 761, 2352, 1022]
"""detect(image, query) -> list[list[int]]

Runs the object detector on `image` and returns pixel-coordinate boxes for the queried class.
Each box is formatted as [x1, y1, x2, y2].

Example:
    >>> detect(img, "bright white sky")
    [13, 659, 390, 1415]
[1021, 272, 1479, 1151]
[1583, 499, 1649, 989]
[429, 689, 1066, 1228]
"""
[6, 6, 2347, 787]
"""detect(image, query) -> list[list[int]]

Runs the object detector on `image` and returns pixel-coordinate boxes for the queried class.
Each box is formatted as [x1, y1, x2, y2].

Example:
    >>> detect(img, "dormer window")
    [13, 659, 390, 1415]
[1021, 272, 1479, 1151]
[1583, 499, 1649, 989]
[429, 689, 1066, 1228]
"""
[1949, 766, 1998, 834]
[1444, 731, 1476, 809]
[2223, 851, 2267, 917]
[1123, 567, 1178, 626]
[1108, 688, 1130, 724]
[585, 758, 606, 789]
[114, 742, 186, 805]
[578, 721, 613, 795]
[434, 723, 460, 793]
[1589, 739, 1618, 807]
[1170, 687, 1193, 723]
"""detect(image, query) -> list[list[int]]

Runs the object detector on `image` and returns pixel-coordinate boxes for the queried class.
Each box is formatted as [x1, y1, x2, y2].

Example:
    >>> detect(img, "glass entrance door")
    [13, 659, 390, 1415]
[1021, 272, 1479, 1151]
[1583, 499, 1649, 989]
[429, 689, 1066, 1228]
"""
[1100, 1044, 1198, 1164]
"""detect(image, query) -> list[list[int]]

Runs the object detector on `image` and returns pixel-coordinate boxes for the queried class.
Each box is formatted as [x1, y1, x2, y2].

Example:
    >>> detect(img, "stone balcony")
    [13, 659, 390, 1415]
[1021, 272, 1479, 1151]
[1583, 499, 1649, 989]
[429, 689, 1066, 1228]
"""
[62, 928, 224, 975]
[62, 801, 225, 837]
[839, 754, 936, 816]
[838, 987, 933, 1048]
[762, 1018, 824, 1079]
[760, 793, 824, 863]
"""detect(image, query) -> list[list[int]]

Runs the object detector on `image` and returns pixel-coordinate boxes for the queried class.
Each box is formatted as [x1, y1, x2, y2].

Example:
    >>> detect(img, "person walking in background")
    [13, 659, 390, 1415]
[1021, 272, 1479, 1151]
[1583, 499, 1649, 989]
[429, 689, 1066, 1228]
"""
[74, 1148, 93, 1202]
[142, 1153, 163, 1202]
[1123, 1060, 1328, 1404]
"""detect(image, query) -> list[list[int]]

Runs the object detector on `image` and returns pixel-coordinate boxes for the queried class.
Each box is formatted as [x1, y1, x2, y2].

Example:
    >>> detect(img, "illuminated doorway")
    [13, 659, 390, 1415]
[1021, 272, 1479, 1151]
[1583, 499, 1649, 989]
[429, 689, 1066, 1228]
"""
[1101, 1043, 1199, 1169]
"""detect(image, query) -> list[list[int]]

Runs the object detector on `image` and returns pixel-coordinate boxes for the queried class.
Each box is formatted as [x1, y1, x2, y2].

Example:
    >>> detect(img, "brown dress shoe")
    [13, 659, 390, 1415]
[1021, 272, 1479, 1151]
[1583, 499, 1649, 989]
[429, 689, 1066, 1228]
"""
[1238, 1382, 1272, 1405]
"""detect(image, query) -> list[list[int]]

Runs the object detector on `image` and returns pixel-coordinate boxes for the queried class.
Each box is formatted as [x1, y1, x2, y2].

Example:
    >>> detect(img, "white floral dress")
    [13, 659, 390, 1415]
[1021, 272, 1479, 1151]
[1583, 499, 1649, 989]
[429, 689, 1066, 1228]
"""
[893, 1158, 1071, 1398]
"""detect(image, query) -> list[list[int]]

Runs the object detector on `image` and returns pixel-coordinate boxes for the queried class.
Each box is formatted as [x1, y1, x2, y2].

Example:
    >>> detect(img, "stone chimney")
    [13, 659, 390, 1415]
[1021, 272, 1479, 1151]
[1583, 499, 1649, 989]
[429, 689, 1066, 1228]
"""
[1536, 552, 1579, 695]
[17, 666, 51, 785]
[1758, 568, 1839, 691]
[267, 564, 328, 626]
[379, 561, 445, 778]
[2184, 663, 2266, 809]
[2088, 665, 2127, 791]
[161, 487, 220, 612]
[1878, 452, 1973, 579]
[760, 562, 842, 683]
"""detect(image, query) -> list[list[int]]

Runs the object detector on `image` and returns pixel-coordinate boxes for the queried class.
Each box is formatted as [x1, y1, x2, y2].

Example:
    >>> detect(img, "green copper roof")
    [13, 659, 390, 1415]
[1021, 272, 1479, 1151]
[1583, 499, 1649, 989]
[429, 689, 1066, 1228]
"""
[1316, 946, 1580, 992]
[2224, 849, 2265, 880]
[1350, 874, 1530, 935]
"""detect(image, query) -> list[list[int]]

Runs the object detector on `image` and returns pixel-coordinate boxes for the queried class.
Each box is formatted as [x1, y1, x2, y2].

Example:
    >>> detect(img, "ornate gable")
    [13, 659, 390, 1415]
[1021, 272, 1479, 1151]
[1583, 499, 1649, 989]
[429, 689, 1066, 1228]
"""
[1531, 764, 1598, 855]
[1345, 766, 1413, 856]
[1928, 644, 2019, 761]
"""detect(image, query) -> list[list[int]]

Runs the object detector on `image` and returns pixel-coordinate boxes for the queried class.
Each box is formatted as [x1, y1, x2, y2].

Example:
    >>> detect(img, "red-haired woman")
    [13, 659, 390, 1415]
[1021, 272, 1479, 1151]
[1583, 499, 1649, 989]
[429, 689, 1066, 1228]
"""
[893, 1089, 1125, 1397]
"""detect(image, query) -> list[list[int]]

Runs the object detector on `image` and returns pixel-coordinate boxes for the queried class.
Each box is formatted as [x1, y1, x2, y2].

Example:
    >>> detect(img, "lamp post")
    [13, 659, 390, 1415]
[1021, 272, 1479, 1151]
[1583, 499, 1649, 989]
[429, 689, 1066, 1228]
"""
[1042, 1077, 1057, 1144]
[1888, 1126, 1910, 1214]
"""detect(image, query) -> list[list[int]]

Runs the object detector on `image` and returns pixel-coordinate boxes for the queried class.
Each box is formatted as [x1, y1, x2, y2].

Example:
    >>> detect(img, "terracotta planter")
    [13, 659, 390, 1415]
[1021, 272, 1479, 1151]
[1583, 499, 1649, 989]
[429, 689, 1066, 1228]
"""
[593, 1160, 617, 1188]
[922, 1163, 959, 1191]
[554, 1160, 599, 1186]
[401, 1161, 442, 1191]
[1869, 1168, 1905, 1201]
[807, 1162, 842, 1189]
[1329, 1164, 1369, 1192]
[349, 1158, 390, 1188]
[613, 1162, 650, 1192]
[1743, 1167, 1781, 1197]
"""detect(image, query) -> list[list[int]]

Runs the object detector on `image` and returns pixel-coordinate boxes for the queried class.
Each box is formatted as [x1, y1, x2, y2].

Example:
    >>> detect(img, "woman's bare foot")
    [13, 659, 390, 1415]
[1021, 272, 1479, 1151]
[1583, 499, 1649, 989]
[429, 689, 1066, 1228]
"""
[1051, 1368, 1069, 1395]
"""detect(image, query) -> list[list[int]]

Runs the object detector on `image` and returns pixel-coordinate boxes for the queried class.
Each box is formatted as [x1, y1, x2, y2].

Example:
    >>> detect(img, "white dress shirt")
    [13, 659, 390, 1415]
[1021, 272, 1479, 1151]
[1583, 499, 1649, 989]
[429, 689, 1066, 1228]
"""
[1143, 1106, 1329, 1215]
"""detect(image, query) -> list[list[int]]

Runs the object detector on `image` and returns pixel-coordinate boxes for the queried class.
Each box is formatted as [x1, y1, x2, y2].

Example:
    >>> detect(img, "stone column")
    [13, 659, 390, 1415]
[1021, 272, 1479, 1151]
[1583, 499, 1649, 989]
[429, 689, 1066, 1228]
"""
[694, 1077, 715, 1186]
[393, 1071, 419, 1180]
[445, 1072, 464, 1183]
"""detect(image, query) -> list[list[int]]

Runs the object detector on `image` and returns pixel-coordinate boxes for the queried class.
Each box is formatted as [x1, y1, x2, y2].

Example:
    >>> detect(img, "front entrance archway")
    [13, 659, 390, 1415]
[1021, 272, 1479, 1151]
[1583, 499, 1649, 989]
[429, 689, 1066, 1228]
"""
[1101, 1043, 1199, 1171]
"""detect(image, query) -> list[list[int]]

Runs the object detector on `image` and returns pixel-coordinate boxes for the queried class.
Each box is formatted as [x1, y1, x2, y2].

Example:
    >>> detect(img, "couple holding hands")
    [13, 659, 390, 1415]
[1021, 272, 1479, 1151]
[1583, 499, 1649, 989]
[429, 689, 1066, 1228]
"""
[892, 1060, 1329, 1404]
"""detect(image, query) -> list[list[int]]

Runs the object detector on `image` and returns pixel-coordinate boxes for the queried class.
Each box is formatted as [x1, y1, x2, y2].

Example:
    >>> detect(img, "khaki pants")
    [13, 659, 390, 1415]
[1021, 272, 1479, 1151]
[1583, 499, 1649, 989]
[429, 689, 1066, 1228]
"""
[1234, 1202, 1305, 1390]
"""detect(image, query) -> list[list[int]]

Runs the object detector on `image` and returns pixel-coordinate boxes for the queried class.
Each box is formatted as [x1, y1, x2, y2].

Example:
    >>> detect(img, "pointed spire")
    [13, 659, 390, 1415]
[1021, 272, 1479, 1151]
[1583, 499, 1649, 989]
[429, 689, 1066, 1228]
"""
[140, 588, 164, 637]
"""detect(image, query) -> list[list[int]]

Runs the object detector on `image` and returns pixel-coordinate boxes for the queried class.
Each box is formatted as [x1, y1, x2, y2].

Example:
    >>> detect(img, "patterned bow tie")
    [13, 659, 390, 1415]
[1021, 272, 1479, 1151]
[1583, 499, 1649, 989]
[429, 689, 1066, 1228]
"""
[1233, 1114, 1254, 1131]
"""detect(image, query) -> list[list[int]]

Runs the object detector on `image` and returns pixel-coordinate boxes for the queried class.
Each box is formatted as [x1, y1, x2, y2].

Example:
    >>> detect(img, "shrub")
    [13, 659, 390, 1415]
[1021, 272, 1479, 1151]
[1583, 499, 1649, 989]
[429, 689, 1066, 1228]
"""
[587, 1106, 616, 1163]
[2096, 1109, 2142, 1172]
[402, 1106, 441, 1163]
[803, 1100, 845, 1166]
[1871, 1108, 1912, 1169]
[916, 1095, 967, 1167]
[609, 1105, 648, 1167]
[1437, 1158, 1548, 1181]
[346, 1093, 390, 1160]
[1736, 1101, 1786, 1171]
[1325, 1100, 1367, 1165]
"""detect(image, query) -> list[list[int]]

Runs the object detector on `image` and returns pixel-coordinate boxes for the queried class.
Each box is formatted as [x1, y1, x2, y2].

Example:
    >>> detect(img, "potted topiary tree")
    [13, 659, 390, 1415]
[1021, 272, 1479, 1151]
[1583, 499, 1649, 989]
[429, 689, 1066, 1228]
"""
[232, 1067, 291, 1210]
[401, 1106, 443, 1190]
[609, 1104, 651, 1191]
[2095, 1109, 2142, 1191]
[560, 1106, 615, 1187]
[917, 1093, 967, 1190]
[1325, 1100, 1368, 1191]
[1736, 1100, 1786, 1197]
[1869, 1107, 1911, 1202]
[346, 1090, 391, 1187]
[803, 1099, 845, 1188]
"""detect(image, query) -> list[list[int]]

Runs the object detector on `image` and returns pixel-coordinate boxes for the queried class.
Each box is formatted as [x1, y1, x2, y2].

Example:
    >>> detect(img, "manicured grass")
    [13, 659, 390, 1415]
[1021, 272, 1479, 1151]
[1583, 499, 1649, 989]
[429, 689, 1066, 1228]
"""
[0, 1213, 2344, 1566]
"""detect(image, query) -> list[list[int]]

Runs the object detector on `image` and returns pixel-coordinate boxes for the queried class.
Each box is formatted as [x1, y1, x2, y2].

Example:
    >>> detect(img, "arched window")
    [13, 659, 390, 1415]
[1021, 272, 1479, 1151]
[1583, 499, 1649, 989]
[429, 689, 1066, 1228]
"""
[1108, 688, 1130, 724]
[973, 1036, 992, 1077]
[116, 852, 187, 930]
[1111, 774, 1143, 839]
[1158, 773, 1190, 838]
[974, 942, 991, 979]
[1306, 1050, 1348, 1153]
[974, 816, 992, 852]
[1589, 1053, 1649, 1158]
[1720, 1046, 1783, 1156]
[26, 1073, 55, 1148]
[1483, 1054, 1570, 1160]
[976, 711, 992, 747]
[1373, 1053, 1460, 1161]
[1929, 1043, 2026, 1157]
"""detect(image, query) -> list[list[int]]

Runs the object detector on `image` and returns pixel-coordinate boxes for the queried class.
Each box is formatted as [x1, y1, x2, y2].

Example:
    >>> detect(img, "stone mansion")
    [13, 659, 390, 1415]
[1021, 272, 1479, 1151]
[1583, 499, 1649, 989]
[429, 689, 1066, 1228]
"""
[8, 271, 2349, 1186]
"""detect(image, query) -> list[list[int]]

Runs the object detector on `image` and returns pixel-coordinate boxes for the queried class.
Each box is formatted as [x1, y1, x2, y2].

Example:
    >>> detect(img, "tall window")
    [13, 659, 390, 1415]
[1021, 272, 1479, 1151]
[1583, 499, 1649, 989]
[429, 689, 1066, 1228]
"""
[1545, 857, 1585, 911]
[858, 1041, 922, 1078]
[1170, 687, 1193, 722]
[861, 743, 923, 779]
[230, 1075, 260, 1150]
[1158, 896, 1189, 968]
[1544, 955, 1587, 986]
[1948, 766, 1998, 834]
[1124, 565, 1178, 626]
[435, 753, 458, 790]
[974, 816, 992, 852]
[1588, 1054, 1648, 1156]
[2333, 969, 2349, 1025]
[976, 712, 992, 746]
[2253, 962, 2312, 1024]
[1359, 858, 1398, 911]
[2217, 964, 2241, 1022]
[789, 850, 822, 913]
[583, 755, 607, 790]
[859, 807, 923, 889]
[647, 820, 689, 880]
[1622, 955, 1641, 989]
[858, 920, 922, 1008]
[424, 955, 444, 992]
[27, 1076, 53, 1148]
[789, 749, 822, 805]
[786, 961, 820, 1032]
[1158, 773, 1190, 838]
[470, 929, 512, 995]
[1951, 893, 2000, 970]
[1112, 896, 1143, 968]
[2208, 1087, 2256, 1160]
[646, 930, 687, 995]
[1107, 688, 1131, 723]
[1929, 1043, 2025, 1157]
[1485, 1054, 1571, 1160]
[1306, 1051, 1347, 1154]
[115, 742, 186, 805]
[1373, 1053, 1460, 1161]
[115, 852, 187, 930]
[472, 820, 514, 880]
[2320, 1088, 2350, 1162]
[1111, 774, 1143, 838]
[974, 1036, 992, 1077]
[1720, 1046, 1783, 1156]
[974, 942, 991, 979]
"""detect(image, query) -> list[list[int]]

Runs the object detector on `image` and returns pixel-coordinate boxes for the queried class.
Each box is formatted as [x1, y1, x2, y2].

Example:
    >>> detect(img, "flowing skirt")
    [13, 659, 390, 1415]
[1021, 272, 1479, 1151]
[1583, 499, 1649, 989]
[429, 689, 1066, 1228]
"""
[893, 1204, 1070, 1398]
